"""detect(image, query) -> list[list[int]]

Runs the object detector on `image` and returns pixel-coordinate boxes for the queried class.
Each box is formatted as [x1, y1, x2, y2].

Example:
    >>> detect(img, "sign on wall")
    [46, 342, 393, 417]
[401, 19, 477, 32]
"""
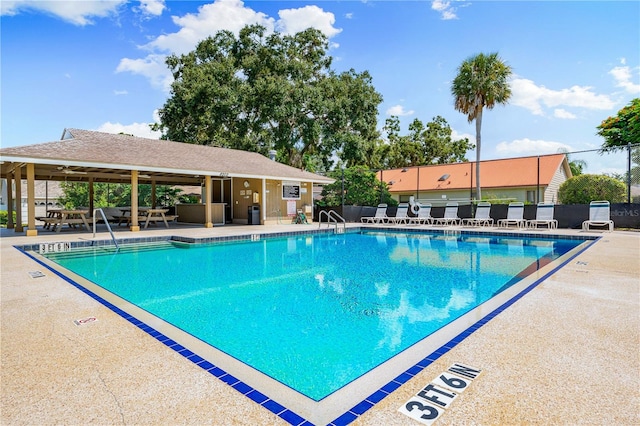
[282, 181, 301, 200]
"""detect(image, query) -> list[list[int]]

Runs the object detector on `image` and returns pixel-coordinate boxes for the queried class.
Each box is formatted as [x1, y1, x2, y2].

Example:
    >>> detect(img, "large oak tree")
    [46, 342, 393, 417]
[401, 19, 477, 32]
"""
[153, 24, 382, 171]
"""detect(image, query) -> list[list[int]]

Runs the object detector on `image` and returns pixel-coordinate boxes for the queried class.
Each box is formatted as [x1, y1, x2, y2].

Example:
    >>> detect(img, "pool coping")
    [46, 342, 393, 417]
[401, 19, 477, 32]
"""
[12, 227, 599, 426]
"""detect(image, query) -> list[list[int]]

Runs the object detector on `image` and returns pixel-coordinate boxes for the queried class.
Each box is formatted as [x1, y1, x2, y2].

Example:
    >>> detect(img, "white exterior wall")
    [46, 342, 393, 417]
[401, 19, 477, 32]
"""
[545, 166, 569, 203]
[399, 188, 526, 205]
[395, 190, 472, 206]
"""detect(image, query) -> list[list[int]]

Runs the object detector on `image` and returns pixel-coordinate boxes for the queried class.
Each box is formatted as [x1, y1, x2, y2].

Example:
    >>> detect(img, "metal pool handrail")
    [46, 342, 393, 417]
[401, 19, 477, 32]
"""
[318, 210, 346, 233]
[93, 208, 120, 251]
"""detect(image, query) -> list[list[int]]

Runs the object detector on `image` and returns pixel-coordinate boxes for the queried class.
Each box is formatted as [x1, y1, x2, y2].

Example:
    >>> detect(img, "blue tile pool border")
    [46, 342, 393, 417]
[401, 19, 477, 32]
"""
[15, 228, 599, 426]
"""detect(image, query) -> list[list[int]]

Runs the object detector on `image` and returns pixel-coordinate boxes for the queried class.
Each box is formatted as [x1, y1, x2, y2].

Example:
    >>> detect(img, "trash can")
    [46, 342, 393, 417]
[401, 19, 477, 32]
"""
[248, 205, 260, 225]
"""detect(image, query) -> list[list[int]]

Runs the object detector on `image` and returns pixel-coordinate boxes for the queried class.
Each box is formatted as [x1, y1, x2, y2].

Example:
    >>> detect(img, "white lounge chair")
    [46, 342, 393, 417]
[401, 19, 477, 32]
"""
[462, 202, 493, 227]
[361, 203, 389, 224]
[389, 203, 410, 225]
[528, 203, 557, 230]
[497, 202, 526, 229]
[433, 202, 461, 226]
[582, 200, 614, 232]
[408, 203, 432, 225]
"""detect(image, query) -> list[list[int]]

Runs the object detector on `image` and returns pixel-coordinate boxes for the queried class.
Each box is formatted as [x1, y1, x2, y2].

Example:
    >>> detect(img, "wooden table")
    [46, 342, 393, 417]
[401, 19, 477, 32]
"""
[141, 209, 171, 228]
[117, 208, 148, 226]
[42, 209, 91, 233]
[118, 208, 173, 228]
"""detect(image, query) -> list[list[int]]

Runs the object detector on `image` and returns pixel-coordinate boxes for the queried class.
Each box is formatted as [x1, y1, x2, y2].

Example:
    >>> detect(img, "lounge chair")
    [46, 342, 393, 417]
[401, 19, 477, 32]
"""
[408, 203, 433, 225]
[527, 203, 557, 230]
[361, 203, 389, 224]
[582, 200, 614, 232]
[433, 202, 461, 226]
[462, 202, 493, 227]
[388, 203, 410, 225]
[497, 202, 526, 229]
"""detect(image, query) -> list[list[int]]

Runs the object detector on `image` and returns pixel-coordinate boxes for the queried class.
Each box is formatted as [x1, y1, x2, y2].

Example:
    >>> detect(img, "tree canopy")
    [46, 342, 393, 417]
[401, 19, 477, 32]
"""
[558, 174, 626, 204]
[316, 166, 396, 207]
[597, 98, 640, 152]
[451, 52, 512, 200]
[373, 116, 474, 169]
[153, 24, 383, 171]
[58, 182, 191, 209]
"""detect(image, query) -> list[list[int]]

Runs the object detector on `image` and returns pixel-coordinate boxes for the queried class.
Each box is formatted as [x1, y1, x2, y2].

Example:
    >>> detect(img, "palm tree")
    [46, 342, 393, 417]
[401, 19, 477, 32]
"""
[558, 147, 587, 176]
[452, 52, 512, 200]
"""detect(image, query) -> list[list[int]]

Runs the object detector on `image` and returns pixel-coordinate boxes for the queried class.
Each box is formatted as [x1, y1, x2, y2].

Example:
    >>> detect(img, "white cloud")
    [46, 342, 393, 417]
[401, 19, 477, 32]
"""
[553, 109, 577, 119]
[431, 0, 457, 20]
[609, 60, 640, 94]
[345, 13, 353, 20]
[0, 0, 125, 26]
[96, 121, 162, 140]
[510, 77, 616, 116]
[386, 105, 414, 116]
[139, 0, 165, 16]
[117, 0, 341, 91]
[451, 129, 473, 142]
[114, 90, 129, 96]
[116, 53, 173, 91]
[276, 5, 341, 37]
[147, 0, 274, 55]
[495, 138, 572, 156]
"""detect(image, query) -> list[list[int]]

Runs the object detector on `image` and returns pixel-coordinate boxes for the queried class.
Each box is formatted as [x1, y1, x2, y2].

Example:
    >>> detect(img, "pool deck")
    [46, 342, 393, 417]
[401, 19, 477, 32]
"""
[1, 223, 639, 425]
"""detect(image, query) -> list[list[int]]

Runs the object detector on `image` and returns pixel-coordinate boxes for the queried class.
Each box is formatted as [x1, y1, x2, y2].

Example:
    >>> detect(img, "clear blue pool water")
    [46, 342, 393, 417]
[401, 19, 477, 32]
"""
[42, 230, 582, 401]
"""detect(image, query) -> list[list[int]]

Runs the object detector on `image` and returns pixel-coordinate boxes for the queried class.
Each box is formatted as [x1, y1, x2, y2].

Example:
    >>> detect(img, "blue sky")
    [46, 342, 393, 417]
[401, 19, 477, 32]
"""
[2, 0, 638, 173]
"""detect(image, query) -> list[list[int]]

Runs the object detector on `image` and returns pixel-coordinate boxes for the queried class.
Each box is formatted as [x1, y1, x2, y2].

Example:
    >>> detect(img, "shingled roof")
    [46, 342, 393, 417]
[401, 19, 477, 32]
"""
[0, 128, 333, 184]
[379, 154, 570, 192]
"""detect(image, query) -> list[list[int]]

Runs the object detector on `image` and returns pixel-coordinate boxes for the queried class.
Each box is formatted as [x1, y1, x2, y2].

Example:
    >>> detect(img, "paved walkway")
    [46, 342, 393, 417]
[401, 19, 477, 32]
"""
[1, 224, 638, 425]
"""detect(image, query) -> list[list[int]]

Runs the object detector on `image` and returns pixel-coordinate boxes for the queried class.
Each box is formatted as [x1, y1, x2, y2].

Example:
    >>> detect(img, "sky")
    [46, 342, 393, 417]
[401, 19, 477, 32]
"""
[1, 0, 639, 174]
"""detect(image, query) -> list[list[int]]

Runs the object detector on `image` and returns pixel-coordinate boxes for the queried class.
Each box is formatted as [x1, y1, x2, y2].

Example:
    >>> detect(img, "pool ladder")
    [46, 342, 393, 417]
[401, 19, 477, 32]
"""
[93, 208, 120, 251]
[318, 210, 346, 234]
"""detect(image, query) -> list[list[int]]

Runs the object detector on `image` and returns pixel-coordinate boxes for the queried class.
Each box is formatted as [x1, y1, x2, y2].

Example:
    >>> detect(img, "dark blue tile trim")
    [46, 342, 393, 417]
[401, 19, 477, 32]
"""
[13, 245, 310, 426]
[324, 233, 599, 425]
[14, 229, 599, 426]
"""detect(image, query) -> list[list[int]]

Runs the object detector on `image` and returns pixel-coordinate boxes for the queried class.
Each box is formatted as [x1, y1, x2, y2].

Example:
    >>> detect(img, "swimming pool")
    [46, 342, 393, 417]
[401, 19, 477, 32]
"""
[29, 229, 594, 425]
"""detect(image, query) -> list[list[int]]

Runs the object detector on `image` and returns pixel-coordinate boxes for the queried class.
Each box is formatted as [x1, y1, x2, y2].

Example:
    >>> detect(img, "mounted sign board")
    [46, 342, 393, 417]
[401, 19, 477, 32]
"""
[287, 200, 297, 216]
[282, 181, 301, 200]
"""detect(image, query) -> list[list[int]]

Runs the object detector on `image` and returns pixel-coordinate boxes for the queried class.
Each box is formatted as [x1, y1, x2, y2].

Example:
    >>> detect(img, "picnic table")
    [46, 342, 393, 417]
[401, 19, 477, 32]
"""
[118, 208, 176, 228]
[41, 209, 91, 233]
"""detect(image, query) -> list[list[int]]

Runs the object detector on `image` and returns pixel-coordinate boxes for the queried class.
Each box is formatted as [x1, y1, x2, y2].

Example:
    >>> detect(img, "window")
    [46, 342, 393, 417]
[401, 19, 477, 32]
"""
[526, 190, 536, 203]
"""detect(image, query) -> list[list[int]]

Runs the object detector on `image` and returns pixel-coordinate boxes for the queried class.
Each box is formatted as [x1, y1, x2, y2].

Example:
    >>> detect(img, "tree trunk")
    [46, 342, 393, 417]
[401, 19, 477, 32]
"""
[475, 109, 483, 201]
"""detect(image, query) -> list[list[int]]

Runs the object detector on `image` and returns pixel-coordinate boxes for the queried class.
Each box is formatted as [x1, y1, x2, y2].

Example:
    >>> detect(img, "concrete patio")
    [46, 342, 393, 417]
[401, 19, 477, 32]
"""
[1, 223, 638, 425]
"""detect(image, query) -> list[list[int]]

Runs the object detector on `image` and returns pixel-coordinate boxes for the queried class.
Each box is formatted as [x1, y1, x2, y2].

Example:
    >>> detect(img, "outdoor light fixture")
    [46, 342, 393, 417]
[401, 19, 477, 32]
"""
[57, 166, 87, 175]
[438, 174, 450, 181]
[119, 174, 151, 179]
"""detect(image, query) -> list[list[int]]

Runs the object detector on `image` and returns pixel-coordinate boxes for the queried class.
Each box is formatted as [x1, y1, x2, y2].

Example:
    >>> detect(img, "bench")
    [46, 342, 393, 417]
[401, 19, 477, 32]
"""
[40, 210, 91, 232]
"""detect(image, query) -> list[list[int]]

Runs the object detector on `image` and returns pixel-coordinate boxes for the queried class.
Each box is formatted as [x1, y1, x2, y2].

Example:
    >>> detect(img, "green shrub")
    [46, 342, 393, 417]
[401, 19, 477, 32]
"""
[0, 210, 17, 227]
[558, 174, 626, 204]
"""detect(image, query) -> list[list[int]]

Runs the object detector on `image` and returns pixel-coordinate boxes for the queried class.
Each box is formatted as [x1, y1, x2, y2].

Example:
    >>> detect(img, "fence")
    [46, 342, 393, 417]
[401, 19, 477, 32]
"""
[316, 203, 640, 229]
[325, 144, 640, 208]
[562, 144, 640, 204]
[317, 144, 640, 228]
